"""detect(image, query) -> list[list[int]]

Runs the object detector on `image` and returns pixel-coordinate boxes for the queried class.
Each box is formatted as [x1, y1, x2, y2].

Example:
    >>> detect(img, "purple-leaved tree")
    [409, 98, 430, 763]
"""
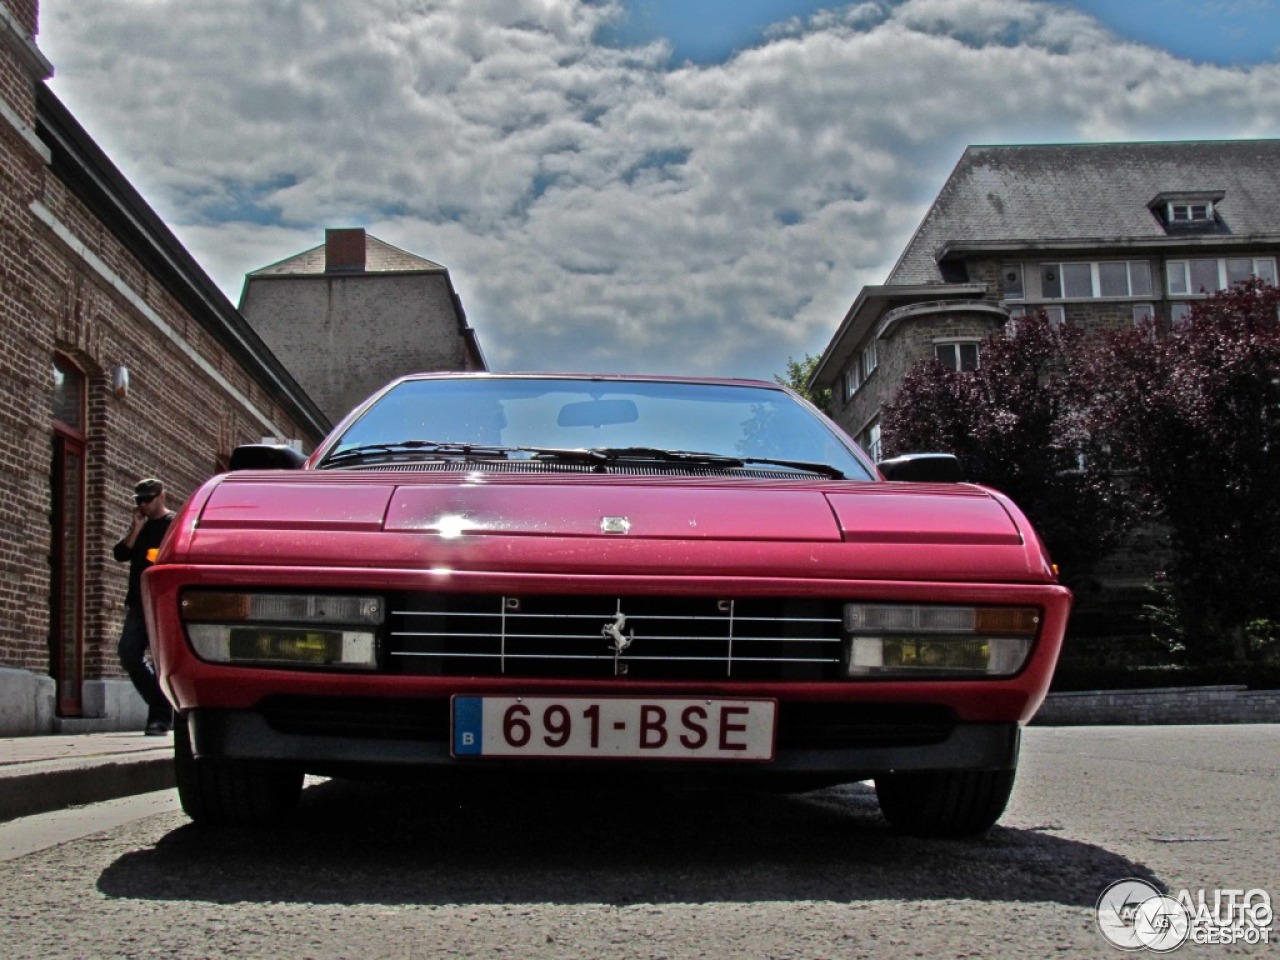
[1082, 280, 1280, 663]
[882, 312, 1137, 589]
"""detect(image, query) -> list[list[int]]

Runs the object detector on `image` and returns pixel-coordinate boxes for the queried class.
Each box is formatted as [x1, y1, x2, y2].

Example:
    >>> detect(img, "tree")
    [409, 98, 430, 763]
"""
[882, 313, 1136, 583]
[775, 354, 832, 412]
[1082, 280, 1280, 663]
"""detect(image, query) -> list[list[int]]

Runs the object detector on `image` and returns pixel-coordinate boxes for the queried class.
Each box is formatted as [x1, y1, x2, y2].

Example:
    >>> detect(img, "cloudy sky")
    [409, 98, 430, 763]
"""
[37, 0, 1280, 381]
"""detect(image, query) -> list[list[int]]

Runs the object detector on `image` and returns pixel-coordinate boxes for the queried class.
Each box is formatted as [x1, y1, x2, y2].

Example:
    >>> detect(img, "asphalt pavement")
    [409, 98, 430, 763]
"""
[0, 731, 175, 823]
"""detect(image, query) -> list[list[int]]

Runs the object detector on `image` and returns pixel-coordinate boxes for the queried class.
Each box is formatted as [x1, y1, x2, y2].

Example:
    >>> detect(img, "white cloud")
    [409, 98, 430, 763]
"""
[38, 0, 1280, 380]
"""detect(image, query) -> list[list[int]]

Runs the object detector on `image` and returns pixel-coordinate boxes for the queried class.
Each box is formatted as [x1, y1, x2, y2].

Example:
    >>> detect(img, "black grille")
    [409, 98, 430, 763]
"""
[387, 594, 845, 681]
[775, 703, 955, 749]
[260, 695, 451, 741]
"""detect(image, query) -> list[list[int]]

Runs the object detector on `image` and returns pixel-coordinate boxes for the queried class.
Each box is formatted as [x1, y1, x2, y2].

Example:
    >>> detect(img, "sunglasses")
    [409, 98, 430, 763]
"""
[135, 493, 158, 505]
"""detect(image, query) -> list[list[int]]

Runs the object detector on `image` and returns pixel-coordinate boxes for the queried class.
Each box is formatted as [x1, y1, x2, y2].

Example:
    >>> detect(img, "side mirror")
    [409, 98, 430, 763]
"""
[876, 453, 963, 483]
[228, 444, 307, 471]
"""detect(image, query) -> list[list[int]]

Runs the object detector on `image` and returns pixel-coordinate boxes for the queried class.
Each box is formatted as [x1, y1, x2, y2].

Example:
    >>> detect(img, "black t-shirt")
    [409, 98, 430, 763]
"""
[113, 511, 176, 606]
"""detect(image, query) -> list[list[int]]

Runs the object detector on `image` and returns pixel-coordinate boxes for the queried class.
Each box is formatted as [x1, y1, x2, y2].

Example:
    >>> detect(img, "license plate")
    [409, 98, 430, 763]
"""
[452, 696, 776, 761]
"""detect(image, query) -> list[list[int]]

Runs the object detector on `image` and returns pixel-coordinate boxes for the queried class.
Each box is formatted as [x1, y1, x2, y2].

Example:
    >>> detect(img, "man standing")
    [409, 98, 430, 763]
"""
[113, 478, 176, 735]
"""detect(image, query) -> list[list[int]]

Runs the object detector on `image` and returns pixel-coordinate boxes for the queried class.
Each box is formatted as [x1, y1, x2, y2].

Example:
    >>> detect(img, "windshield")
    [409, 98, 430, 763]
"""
[321, 377, 874, 479]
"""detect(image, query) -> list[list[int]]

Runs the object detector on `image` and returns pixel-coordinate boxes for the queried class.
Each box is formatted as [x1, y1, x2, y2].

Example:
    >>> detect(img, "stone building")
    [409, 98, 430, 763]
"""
[240, 228, 486, 424]
[1, 0, 327, 734]
[811, 140, 1280, 461]
[810, 140, 1280, 636]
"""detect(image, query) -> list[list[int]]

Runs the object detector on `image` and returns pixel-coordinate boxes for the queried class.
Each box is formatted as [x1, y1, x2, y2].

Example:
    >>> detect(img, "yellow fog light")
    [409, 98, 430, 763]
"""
[844, 604, 1038, 677]
[187, 625, 378, 669]
[181, 591, 384, 670]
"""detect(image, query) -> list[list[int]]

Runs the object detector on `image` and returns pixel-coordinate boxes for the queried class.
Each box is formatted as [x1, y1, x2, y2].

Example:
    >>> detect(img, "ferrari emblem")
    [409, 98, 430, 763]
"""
[603, 611, 634, 676]
[600, 516, 631, 534]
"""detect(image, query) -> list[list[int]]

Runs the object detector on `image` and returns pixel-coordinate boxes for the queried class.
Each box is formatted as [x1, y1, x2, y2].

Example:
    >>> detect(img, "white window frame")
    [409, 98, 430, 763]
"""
[1167, 200, 1213, 223]
[1005, 305, 1025, 337]
[1132, 303, 1155, 326]
[1167, 257, 1277, 296]
[843, 364, 861, 401]
[861, 340, 877, 379]
[843, 340, 878, 401]
[858, 419, 882, 462]
[1001, 263, 1024, 301]
[1040, 260, 1154, 300]
[1006, 304, 1064, 330]
[933, 340, 981, 373]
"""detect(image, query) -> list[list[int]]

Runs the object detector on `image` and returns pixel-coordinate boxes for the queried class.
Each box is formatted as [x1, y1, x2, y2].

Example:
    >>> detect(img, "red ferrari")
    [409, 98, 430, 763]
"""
[144, 373, 1071, 835]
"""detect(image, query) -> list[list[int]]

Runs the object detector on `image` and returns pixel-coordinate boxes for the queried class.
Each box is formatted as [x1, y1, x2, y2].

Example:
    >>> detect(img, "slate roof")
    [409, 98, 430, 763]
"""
[889, 139, 1280, 285]
[249, 235, 447, 276]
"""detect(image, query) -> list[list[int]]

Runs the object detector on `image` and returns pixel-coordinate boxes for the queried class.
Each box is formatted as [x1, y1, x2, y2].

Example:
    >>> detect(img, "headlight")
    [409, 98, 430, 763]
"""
[180, 591, 383, 670]
[843, 603, 1038, 677]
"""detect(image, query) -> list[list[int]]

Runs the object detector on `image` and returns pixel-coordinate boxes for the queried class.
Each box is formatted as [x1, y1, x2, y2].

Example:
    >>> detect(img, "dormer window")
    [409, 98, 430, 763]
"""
[1148, 191, 1225, 233]
[1168, 200, 1213, 223]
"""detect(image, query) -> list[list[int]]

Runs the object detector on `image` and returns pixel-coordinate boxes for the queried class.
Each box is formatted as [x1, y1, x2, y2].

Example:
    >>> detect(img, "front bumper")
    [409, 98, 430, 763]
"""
[183, 704, 1021, 780]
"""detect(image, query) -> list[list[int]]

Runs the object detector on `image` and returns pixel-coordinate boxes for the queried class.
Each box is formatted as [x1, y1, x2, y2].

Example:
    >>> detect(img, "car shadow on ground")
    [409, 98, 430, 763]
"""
[97, 777, 1159, 907]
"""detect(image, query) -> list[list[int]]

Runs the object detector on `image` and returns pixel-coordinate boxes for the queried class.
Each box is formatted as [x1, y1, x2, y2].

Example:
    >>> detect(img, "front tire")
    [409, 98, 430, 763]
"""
[174, 716, 303, 826]
[874, 768, 1016, 838]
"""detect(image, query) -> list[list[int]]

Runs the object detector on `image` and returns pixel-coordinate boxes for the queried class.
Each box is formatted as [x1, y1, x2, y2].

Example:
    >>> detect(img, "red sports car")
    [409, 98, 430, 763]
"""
[144, 373, 1071, 835]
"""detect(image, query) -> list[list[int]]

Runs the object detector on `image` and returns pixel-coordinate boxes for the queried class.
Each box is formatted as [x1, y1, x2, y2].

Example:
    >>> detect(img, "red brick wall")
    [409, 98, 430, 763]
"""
[3, 2, 38, 40]
[1, 8, 314, 691]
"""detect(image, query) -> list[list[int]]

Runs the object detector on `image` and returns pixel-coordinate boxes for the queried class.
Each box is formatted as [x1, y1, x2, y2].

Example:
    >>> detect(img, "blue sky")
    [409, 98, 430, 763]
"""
[602, 0, 1280, 66]
[38, 0, 1280, 381]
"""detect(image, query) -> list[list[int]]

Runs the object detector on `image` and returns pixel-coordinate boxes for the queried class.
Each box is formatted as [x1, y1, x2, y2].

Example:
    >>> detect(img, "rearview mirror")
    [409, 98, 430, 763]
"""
[557, 398, 640, 428]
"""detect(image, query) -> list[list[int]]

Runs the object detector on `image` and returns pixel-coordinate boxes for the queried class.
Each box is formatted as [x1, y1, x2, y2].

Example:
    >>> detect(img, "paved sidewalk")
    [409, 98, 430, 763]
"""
[0, 731, 175, 823]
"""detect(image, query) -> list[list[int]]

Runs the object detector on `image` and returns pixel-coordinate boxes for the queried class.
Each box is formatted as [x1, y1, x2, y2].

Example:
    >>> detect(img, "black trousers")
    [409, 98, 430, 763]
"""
[117, 604, 173, 726]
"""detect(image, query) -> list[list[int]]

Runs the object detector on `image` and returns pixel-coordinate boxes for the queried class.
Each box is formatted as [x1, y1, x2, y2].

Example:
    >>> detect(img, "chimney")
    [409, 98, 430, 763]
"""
[325, 228, 366, 274]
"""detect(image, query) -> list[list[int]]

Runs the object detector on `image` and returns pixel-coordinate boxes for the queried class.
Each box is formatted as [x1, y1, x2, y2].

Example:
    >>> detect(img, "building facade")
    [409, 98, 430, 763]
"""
[240, 228, 486, 424]
[812, 141, 1280, 461]
[1, 0, 327, 734]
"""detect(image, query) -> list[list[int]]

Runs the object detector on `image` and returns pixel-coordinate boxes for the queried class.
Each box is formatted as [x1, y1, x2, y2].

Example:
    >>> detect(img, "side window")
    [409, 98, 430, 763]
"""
[1001, 264, 1024, 300]
[857, 419, 882, 462]
[1040, 264, 1062, 299]
[935, 342, 979, 372]
[1062, 263, 1092, 298]
[1189, 259, 1220, 294]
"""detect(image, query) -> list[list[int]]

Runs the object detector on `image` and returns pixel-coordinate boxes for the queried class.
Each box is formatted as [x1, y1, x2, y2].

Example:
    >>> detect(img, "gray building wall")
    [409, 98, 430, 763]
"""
[241, 271, 475, 423]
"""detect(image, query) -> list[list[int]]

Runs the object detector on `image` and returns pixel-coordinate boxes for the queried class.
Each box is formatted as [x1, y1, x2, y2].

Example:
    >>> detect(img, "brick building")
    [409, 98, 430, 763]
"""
[241, 228, 486, 423]
[811, 140, 1280, 461]
[1, 0, 327, 734]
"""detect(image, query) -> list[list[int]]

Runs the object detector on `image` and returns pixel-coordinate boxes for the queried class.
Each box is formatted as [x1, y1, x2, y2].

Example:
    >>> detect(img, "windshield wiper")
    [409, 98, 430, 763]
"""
[589, 447, 844, 479]
[591, 446, 744, 467]
[321, 441, 616, 469]
[320, 440, 516, 467]
[735, 457, 845, 479]
[320, 442, 843, 478]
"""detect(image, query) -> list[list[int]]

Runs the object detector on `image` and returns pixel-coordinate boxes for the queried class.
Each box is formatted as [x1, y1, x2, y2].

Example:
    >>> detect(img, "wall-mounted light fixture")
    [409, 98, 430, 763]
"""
[110, 364, 130, 399]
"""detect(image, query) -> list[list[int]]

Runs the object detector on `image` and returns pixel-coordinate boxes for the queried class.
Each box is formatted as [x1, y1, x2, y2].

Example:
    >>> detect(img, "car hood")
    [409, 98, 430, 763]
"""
[170, 471, 1050, 583]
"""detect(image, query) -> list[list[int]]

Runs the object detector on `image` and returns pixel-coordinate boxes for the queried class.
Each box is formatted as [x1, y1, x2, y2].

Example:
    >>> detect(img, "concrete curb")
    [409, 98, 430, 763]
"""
[0, 753, 175, 824]
[1035, 684, 1280, 725]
